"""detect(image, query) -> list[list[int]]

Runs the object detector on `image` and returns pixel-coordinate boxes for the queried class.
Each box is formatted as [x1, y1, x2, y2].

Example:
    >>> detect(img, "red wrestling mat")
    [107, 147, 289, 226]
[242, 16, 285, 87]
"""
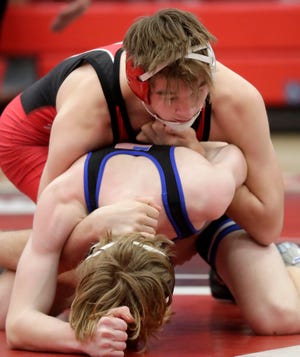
[1, 295, 300, 357]
[0, 192, 299, 356]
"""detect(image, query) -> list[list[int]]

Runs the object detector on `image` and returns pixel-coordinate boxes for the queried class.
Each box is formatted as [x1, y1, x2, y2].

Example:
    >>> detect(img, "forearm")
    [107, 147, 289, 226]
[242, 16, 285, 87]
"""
[226, 184, 284, 245]
[59, 210, 107, 272]
[60, 199, 161, 272]
[6, 313, 83, 354]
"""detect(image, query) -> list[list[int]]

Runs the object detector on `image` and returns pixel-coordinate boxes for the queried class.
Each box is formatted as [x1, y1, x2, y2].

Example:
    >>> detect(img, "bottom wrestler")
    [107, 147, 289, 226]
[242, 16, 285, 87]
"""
[3, 142, 246, 356]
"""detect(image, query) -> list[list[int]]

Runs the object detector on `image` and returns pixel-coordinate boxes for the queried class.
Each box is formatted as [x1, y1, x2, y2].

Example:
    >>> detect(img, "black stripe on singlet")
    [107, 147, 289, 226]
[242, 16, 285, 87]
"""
[113, 48, 136, 141]
[191, 96, 211, 141]
[148, 146, 195, 238]
[202, 99, 211, 141]
[85, 147, 113, 212]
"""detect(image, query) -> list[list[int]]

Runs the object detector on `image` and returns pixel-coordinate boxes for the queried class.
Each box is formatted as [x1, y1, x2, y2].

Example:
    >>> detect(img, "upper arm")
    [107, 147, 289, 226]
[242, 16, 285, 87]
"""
[212, 66, 284, 241]
[39, 64, 113, 194]
[7, 180, 86, 324]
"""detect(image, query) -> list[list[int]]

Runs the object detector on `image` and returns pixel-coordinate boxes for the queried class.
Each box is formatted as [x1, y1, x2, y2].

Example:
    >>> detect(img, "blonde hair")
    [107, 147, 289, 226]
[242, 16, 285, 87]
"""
[123, 8, 217, 89]
[69, 233, 175, 351]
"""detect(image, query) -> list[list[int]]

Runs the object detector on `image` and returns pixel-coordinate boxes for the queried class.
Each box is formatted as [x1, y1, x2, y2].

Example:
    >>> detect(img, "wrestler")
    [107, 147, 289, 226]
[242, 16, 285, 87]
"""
[5, 141, 246, 355]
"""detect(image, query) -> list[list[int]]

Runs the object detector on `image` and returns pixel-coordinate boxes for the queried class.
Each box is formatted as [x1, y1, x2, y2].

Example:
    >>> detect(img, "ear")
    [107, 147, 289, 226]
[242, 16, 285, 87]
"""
[125, 57, 150, 104]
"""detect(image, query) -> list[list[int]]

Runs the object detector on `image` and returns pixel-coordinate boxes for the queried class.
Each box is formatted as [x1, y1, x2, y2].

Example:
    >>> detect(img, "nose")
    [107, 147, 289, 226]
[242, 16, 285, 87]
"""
[174, 102, 198, 120]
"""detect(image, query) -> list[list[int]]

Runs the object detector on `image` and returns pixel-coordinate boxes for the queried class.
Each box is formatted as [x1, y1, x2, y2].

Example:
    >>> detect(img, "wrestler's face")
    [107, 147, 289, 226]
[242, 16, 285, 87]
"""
[147, 76, 208, 128]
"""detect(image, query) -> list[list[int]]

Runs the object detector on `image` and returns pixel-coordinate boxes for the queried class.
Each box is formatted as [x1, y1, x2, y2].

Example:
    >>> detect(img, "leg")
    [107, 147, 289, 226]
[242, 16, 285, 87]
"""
[216, 231, 300, 335]
[209, 240, 300, 303]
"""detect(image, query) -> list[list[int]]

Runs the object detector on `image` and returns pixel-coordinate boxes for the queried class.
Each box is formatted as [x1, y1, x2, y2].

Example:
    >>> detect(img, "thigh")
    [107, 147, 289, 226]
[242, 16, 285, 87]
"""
[216, 232, 300, 334]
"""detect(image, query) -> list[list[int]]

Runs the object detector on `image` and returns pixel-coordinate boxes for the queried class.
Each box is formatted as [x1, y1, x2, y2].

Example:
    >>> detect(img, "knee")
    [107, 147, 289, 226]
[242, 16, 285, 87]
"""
[246, 300, 299, 335]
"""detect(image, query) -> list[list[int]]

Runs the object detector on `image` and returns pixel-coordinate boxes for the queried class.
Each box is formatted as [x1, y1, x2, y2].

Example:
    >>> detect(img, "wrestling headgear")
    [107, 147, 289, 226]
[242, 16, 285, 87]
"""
[126, 43, 216, 104]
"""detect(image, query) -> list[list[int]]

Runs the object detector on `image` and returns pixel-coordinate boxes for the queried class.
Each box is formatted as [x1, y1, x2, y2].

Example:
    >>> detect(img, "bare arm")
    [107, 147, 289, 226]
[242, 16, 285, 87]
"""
[38, 64, 112, 197]
[212, 66, 284, 245]
[5, 180, 136, 355]
[60, 198, 161, 272]
[6, 183, 87, 352]
[136, 64, 284, 245]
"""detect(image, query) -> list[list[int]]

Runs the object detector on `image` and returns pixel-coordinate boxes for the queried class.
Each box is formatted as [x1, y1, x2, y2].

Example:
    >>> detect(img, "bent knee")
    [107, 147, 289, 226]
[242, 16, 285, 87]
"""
[246, 301, 300, 335]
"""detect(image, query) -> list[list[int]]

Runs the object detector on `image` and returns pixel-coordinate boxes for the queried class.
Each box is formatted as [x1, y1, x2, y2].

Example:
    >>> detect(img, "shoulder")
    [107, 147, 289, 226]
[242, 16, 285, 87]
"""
[212, 62, 264, 111]
[209, 62, 268, 139]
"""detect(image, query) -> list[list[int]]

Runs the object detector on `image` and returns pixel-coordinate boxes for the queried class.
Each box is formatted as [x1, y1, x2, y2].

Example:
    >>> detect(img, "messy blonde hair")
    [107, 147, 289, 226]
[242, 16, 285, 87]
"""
[69, 233, 175, 351]
[123, 8, 217, 89]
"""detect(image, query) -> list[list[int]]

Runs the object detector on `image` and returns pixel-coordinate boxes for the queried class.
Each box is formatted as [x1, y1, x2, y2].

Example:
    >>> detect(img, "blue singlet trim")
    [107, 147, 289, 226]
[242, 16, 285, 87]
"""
[169, 147, 197, 234]
[83, 152, 93, 213]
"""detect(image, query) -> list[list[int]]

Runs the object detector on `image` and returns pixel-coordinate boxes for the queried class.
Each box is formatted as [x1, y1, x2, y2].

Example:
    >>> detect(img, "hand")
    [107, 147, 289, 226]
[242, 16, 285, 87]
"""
[136, 121, 205, 154]
[82, 306, 134, 357]
[51, 0, 92, 32]
[94, 197, 161, 239]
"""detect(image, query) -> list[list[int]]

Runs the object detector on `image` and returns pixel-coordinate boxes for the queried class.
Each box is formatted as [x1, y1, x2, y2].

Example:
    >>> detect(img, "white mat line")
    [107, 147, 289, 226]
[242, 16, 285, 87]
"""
[174, 286, 210, 295]
[235, 345, 300, 357]
[175, 273, 208, 280]
[0, 197, 36, 214]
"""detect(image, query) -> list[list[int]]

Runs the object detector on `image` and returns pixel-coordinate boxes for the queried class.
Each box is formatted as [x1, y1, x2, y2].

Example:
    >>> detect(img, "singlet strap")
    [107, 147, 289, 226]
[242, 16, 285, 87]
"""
[192, 96, 211, 141]
[202, 98, 211, 141]
[113, 48, 136, 141]
[84, 147, 114, 213]
[148, 146, 197, 238]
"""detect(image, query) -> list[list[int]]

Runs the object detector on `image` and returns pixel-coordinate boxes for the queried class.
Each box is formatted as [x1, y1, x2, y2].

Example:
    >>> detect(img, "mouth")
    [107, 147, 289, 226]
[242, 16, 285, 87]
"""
[142, 101, 202, 129]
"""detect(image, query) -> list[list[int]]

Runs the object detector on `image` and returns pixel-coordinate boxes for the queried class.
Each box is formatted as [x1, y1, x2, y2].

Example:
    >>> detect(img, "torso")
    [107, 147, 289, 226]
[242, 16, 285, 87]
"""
[80, 144, 213, 240]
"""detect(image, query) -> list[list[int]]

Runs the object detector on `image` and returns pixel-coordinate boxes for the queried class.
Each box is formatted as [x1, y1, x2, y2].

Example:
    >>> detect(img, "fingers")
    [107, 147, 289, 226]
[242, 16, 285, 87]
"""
[136, 120, 199, 148]
[98, 199, 160, 238]
[136, 196, 161, 214]
[107, 306, 134, 324]
[89, 309, 131, 357]
[136, 121, 166, 144]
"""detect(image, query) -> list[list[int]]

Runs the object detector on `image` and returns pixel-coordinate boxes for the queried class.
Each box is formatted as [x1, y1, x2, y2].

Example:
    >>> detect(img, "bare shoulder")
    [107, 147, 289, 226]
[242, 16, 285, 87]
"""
[54, 62, 113, 148]
[212, 62, 264, 110]
[209, 62, 268, 141]
[58, 62, 104, 102]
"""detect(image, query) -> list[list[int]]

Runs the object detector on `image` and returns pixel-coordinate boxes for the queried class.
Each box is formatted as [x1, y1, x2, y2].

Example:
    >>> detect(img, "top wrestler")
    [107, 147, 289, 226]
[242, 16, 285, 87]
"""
[0, 8, 292, 338]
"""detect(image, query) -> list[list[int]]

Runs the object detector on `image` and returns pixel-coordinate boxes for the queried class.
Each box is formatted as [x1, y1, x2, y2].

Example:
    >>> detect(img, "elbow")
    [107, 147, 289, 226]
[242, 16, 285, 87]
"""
[250, 211, 284, 246]
[6, 322, 18, 349]
[6, 317, 26, 350]
[254, 231, 281, 247]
